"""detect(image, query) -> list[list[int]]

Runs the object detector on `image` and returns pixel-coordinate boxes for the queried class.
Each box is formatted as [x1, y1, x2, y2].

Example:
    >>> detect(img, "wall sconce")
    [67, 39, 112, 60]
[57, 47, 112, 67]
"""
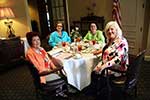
[0, 7, 16, 38]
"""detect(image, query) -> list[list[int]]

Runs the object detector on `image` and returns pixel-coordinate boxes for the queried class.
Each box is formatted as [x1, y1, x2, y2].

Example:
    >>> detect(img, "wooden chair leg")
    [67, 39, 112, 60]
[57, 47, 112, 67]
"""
[106, 70, 112, 100]
[134, 85, 137, 97]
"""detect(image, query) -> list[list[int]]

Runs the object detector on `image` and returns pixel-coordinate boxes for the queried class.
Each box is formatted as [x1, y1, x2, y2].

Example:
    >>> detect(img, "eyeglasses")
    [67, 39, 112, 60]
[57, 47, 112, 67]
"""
[90, 25, 96, 27]
[57, 25, 63, 27]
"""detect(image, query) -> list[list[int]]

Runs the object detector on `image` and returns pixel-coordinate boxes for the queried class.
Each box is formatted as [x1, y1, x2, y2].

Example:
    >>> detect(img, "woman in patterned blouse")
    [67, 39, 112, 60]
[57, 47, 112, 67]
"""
[89, 21, 129, 95]
[94, 21, 129, 73]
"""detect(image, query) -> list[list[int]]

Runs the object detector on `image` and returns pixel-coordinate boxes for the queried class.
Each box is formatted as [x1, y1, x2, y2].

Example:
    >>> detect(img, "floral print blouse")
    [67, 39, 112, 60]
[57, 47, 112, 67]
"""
[97, 37, 129, 72]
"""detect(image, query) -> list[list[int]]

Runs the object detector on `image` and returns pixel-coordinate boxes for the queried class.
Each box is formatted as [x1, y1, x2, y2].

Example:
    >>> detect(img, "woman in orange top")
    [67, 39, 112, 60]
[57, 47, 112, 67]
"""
[26, 32, 60, 84]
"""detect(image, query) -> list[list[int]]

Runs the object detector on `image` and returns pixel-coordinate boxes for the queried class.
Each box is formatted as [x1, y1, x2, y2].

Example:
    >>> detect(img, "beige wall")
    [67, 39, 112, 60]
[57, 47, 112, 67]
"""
[0, 0, 31, 38]
[68, 0, 113, 25]
[144, 0, 150, 54]
[0, 0, 113, 38]
[28, 0, 40, 32]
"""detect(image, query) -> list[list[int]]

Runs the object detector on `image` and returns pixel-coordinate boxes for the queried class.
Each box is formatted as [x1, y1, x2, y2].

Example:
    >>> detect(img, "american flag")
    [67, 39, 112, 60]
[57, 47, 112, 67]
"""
[112, 0, 122, 29]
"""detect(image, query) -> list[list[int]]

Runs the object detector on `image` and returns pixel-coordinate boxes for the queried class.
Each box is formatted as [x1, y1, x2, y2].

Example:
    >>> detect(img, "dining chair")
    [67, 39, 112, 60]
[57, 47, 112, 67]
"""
[24, 60, 68, 100]
[98, 49, 146, 100]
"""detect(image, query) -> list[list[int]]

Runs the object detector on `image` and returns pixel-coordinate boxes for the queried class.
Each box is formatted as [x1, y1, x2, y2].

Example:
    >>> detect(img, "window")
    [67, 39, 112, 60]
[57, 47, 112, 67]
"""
[47, 0, 68, 32]
[36, 0, 68, 39]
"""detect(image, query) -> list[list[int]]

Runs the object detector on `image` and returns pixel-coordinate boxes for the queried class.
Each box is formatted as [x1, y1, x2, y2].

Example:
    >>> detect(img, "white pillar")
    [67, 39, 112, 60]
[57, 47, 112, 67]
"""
[65, 0, 70, 35]
[145, 21, 150, 61]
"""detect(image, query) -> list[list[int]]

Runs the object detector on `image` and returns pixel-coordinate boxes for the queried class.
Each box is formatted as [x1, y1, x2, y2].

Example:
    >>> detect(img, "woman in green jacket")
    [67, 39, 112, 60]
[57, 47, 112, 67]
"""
[83, 22, 105, 45]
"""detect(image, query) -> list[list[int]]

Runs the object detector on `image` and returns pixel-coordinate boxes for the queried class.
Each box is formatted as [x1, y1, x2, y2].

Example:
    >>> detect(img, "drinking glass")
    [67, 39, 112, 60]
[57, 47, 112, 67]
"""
[76, 37, 81, 42]
[92, 40, 96, 45]
[77, 44, 82, 52]
[61, 42, 66, 47]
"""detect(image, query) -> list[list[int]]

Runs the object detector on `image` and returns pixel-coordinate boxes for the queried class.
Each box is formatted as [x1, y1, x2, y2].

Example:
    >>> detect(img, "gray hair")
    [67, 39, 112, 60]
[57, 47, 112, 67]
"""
[104, 21, 123, 42]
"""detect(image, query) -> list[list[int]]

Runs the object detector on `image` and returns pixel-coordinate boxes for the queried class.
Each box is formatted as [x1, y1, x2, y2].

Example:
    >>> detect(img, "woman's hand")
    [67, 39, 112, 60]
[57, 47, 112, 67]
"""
[88, 41, 93, 45]
[92, 49, 102, 55]
[39, 68, 53, 76]
[93, 64, 106, 74]
[93, 66, 101, 73]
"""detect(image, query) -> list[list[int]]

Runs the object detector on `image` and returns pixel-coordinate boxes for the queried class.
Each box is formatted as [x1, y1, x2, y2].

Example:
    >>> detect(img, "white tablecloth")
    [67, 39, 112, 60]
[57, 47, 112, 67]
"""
[63, 54, 99, 90]
[48, 50, 100, 90]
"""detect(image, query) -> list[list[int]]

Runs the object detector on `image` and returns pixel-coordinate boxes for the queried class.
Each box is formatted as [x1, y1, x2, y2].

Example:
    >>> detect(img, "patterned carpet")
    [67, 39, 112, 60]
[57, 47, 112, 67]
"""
[0, 64, 36, 100]
[137, 61, 150, 100]
[0, 60, 150, 100]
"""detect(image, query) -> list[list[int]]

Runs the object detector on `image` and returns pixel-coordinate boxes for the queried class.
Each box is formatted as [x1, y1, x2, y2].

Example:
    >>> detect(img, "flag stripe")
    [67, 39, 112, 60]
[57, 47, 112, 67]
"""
[112, 0, 122, 29]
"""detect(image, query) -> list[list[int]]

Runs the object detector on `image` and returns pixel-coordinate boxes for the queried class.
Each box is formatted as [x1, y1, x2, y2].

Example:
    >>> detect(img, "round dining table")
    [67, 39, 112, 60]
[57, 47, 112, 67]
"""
[47, 42, 102, 90]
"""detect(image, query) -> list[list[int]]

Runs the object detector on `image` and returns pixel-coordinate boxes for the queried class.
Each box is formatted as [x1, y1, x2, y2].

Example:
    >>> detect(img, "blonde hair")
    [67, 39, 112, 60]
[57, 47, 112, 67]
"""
[104, 21, 123, 43]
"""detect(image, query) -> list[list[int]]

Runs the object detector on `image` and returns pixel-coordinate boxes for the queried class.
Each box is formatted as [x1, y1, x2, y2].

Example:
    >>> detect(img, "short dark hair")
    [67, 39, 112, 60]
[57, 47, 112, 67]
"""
[55, 22, 64, 31]
[89, 22, 99, 29]
[26, 32, 40, 46]
[56, 22, 63, 27]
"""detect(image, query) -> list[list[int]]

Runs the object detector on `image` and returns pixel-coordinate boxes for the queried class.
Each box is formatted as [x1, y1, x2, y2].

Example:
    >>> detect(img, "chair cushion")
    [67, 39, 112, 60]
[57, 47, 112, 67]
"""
[42, 78, 66, 94]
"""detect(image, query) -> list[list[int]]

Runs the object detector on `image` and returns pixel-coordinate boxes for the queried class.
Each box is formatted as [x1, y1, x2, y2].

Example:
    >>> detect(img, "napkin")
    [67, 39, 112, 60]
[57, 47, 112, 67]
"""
[56, 53, 73, 59]
[47, 48, 63, 56]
